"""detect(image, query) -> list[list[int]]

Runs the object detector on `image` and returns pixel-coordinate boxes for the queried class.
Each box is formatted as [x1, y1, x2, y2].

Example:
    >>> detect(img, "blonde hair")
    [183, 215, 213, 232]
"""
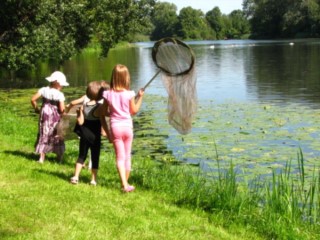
[110, 64, 130, 90]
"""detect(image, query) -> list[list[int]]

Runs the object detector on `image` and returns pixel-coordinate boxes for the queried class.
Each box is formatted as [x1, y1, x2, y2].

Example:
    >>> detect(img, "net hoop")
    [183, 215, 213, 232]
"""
[151, 37, 195, 76]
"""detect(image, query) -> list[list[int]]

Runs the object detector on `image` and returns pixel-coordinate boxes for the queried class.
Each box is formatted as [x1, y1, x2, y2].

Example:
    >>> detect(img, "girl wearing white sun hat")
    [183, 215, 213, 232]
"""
[46, 71, 69, 86]
[31, 71, 69, 163]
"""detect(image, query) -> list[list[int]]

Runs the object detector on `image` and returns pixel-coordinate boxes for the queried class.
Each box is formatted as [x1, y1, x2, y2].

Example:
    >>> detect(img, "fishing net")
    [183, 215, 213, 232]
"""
[144, 38, 197, 134]
[56, 106, 78, 140]
[58, 38, 197, 138]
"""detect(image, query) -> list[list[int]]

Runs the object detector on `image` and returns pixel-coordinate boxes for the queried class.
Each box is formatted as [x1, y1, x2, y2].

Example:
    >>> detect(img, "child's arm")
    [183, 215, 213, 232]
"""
[100, 101, 113, 142]
[93, 104, 106, 136]
[101, 126, 107, 137]
[31, 91, 41, 113]
[65, 95, 86, 113]
[76, 105, 84, 125]
[58, 101, 65, 114]
[100, 101, 109, 134]
[130, 89, 144, 115]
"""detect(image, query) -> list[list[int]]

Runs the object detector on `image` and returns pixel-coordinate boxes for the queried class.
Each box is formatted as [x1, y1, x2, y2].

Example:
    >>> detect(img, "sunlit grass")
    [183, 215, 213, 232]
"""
[1, 89, 320, 239]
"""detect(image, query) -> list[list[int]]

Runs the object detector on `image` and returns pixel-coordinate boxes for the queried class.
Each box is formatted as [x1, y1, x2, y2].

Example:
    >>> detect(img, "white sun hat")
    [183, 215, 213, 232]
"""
[46, 71, 69, 86]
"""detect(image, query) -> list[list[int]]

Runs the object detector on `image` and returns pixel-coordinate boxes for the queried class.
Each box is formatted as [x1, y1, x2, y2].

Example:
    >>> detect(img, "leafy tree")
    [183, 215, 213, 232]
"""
[244, 0, 320, 39]
[282, 0, 320, 37]
[178, 7, 213, 40]
[221, 15, 233, 39]
[243, 0, 256, 19]
[94, 0, 156, 55]
[206, 7, 225, 39]
[308, 0, 320, 36]
[0, 0, 156, 71]
[250, 0, 290, 38]
[228, 10, 250, 38]
[0, 0, 93, 70]
[128, 0, 155, 41]
[150, 2, 178, 40]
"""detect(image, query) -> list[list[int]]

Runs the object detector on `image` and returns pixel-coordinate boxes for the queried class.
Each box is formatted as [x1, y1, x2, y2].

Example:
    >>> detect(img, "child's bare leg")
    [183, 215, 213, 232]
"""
[74, 163, 83, 178]
[126, 170, 130, 181]
[117, 164, 128, 189]
[70, 163, 83, 184]
[117, 164, 134, 192]
[38, 153, 45, 163]
[91, 169, 98, 185]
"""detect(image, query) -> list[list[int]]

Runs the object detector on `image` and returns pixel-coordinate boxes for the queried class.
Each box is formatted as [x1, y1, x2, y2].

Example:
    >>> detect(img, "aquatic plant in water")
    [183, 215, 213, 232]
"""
[138, 96, 320, 180]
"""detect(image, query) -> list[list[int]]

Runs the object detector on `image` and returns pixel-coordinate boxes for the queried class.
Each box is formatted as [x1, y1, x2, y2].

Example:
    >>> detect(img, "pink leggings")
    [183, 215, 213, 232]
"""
[112, 126, 133, 171]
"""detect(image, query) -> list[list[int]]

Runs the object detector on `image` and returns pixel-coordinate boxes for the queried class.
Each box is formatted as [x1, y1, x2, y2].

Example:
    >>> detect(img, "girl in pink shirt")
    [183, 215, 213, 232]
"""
[102, 64, 144, 192]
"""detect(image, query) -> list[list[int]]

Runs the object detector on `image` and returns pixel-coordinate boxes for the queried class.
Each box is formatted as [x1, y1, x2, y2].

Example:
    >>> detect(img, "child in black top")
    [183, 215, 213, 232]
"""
[70, 81, 108, 185]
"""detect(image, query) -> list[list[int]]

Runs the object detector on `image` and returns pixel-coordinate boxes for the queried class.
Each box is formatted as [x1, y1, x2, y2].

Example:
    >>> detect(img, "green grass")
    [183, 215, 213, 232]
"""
[0, 156, 232, 239]
[82, 40, 135, 54]
[0, 88, 319, 239]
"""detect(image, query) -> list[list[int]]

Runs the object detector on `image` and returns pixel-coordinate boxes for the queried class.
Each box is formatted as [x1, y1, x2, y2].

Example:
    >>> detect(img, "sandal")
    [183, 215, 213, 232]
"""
[70, 177, 78, 184]
[123, 185, 135, 193]
[90, 180, 97, 186]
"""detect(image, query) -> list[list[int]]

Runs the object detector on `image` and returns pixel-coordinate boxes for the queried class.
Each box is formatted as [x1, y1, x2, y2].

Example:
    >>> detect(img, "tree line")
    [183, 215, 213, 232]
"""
[1, 0, 319, 71]
[147, 2, 249, 41]
[243, 0, 320, 39]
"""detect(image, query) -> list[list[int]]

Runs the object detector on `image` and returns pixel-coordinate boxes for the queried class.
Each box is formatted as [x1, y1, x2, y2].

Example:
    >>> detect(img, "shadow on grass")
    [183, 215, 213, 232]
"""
[0, 230, 18, 239]
[36, 168, 71, 183]
[4, 150, 75, 167]
[4, 149, 142, 190]
[34, 164, 121, 189]
[4, 150, 39, 162]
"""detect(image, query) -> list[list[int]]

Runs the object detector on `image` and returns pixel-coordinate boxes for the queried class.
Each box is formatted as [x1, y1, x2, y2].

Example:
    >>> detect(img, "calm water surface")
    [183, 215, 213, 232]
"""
[2, 39, 320, 106]
[2, 39, 320, 171]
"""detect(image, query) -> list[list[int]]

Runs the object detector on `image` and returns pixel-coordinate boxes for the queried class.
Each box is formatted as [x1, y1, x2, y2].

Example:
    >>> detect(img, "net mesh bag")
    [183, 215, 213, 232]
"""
[161, 67, 197, 134]
[56, 107, 78, 140]
[151, 38, 197, 134]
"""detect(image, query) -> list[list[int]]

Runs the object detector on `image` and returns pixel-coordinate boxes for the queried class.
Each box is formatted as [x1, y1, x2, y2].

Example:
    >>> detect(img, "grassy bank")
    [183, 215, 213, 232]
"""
[83, 40, 136, 54]
[0, 88, 319, 239]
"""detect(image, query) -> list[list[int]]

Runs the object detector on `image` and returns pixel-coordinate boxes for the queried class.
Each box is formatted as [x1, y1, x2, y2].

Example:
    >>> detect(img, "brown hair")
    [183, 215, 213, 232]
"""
[110, 64, 130, 90]
[98, 80, 110, 100]
[86, 81, 102, 101]
[49, 80, 61, 90]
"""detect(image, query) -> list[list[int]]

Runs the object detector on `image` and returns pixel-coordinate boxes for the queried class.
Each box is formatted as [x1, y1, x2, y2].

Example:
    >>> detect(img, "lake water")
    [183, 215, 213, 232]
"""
[2, 39, 320, 174]
[2, 39, 320, 106]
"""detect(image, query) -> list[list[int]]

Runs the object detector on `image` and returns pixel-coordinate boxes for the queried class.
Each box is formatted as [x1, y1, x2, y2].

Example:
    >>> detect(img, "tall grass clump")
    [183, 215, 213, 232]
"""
[134, 147, 320, 239]
[257, 149, 320, 239]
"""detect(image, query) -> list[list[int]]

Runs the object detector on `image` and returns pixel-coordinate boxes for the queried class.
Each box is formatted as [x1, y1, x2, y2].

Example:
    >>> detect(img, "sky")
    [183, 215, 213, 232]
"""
[158, 0, 243, 15]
